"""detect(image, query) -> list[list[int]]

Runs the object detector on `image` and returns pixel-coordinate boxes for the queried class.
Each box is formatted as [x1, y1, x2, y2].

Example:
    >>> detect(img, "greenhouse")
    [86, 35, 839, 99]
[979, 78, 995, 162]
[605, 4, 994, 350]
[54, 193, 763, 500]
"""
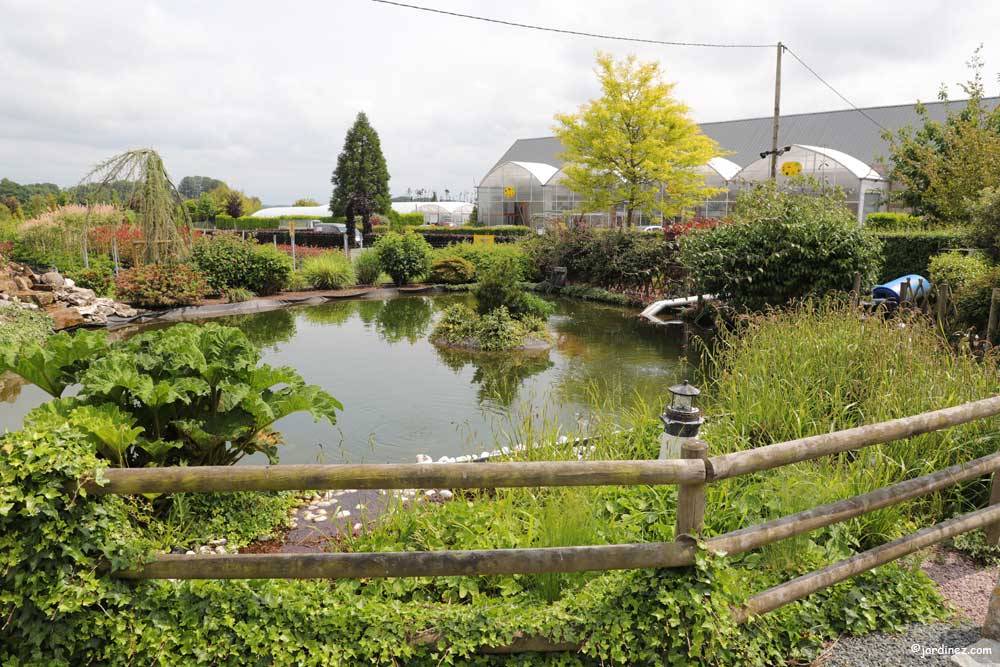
[477, 161, 557, 226]
[726, 145, 886, 222]
[691, 157, 741, 218]
[478, 157, 744, 227]
[391, 201, 475, 225]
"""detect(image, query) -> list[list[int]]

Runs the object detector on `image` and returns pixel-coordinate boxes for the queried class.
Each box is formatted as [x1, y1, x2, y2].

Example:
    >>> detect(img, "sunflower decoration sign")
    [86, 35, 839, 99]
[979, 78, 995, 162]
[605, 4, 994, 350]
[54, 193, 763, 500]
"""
[780, 161, 802, 177]
[503, 186, 515, 199]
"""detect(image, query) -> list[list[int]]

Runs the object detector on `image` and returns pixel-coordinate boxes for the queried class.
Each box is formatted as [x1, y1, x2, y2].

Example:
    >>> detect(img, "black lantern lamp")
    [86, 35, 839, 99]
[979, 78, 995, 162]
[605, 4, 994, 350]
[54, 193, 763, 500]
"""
[659, 381, 704, 459]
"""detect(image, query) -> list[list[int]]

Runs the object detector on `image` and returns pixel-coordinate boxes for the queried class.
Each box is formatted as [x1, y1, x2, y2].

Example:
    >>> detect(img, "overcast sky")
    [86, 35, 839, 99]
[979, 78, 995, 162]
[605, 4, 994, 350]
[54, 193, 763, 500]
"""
[1, 0, 998, 205]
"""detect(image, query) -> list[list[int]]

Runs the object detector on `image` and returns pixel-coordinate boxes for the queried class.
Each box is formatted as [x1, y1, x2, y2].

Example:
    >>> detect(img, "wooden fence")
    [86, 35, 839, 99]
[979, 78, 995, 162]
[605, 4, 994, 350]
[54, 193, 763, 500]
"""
[86, 395, 1000, 652]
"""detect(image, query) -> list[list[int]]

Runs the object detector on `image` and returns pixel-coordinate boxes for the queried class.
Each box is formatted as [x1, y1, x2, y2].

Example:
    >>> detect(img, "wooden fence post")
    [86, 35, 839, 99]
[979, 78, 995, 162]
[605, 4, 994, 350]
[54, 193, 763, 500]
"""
[983, 575, 1000, 641]
[675, 439, 709, 538]
[987, 288, 1000, 345]
[851, 271, 862, 308]
[899, 281, 910, 308]
[936, 283, 951, 327]
[985, 473, 1000, 547]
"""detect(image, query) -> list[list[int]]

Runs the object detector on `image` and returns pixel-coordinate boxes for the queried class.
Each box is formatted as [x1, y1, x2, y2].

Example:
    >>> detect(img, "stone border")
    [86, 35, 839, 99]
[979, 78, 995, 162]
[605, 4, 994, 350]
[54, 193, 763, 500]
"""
[104, 286, 447, 330]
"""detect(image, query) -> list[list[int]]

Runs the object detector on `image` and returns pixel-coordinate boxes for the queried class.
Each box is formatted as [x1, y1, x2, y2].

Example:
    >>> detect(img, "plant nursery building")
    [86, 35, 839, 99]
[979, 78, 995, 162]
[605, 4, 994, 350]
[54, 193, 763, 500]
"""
[477, 97, 1000, 227]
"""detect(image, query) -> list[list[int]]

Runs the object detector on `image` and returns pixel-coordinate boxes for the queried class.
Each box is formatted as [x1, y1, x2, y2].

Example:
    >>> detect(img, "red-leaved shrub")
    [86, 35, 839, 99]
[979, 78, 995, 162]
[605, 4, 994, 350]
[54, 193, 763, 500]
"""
[115, 263, 209, 308]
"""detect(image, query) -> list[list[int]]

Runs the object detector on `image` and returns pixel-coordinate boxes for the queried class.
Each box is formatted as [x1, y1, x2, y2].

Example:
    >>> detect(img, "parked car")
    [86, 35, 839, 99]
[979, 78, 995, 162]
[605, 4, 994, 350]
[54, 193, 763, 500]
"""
[639, 225, 664, 233]
[323, 222, 363, 245]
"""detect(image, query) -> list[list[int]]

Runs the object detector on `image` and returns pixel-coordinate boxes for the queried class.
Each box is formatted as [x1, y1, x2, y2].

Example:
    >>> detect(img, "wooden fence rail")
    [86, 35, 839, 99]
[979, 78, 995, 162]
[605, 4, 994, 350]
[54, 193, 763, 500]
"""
[93, 394, 1000, 650]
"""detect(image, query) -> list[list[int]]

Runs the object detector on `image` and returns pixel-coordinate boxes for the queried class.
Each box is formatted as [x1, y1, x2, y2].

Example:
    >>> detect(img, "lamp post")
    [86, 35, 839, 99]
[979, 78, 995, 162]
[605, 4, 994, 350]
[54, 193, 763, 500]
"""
[659, 381, 704, 460]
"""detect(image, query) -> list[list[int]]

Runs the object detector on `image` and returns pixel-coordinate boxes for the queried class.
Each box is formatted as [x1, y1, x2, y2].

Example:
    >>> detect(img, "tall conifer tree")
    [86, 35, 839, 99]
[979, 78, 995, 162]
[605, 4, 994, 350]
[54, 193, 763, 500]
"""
[330, 112, 391, 239]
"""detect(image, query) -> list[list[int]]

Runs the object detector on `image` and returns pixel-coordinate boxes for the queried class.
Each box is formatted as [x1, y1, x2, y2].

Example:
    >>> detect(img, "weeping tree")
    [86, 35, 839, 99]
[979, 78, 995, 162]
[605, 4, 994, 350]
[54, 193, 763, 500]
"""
[79, 149, 191, 265]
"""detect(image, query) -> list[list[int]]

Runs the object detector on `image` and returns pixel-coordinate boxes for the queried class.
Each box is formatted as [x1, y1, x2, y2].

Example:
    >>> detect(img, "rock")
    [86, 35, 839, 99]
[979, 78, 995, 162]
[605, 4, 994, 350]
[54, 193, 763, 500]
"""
[64, 278, 75, 288]
[13, 276, 32, 291]
[60, 288, 96, 306]
[0, 279, 17, 294]
[45, 306, 85, 330]
[40, 271, 65, 288]
[15, 291, 54, 307]
[111, 302, 137, 317]
[950, 639, 1000, 666]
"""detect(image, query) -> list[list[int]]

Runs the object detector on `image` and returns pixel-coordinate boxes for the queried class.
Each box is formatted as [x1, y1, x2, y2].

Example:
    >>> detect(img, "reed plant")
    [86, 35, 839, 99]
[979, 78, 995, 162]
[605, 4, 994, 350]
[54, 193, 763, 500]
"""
[357, 299, 999, 601]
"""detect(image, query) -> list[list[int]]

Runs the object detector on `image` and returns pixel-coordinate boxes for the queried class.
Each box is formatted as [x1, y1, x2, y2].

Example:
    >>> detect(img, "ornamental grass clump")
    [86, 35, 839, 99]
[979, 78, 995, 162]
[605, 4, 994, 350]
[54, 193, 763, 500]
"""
[300, 251, 355, 289]
[352, 249, 382, 285]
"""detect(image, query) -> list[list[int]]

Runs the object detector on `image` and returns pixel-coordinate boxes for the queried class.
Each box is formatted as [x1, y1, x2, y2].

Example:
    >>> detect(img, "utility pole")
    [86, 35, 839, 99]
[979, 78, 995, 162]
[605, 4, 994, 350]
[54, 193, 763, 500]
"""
[770, 42, 784, 179]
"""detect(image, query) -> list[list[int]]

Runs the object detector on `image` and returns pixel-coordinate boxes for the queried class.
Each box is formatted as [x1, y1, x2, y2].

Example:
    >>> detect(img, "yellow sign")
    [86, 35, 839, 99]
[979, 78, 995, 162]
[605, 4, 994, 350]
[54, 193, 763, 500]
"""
[780, 161, 802, 177]
[503, 186, 515, 199]
[472, 234, 495, 246]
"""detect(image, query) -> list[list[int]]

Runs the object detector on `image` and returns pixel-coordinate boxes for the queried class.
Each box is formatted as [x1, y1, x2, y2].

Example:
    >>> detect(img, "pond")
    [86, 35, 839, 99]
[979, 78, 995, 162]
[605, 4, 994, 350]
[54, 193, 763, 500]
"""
[0, 294, 690, 464]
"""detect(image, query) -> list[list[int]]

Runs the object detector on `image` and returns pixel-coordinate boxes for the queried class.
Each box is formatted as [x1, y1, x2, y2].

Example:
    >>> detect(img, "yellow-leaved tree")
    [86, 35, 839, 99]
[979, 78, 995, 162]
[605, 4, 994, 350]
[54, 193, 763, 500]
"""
[554, 53, 721, 226]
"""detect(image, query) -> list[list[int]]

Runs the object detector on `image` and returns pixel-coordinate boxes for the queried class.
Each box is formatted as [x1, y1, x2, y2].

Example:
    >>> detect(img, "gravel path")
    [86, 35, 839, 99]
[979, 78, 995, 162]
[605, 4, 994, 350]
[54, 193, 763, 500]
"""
[816, 622, 983, 666]
[923, 548, 1000, 625]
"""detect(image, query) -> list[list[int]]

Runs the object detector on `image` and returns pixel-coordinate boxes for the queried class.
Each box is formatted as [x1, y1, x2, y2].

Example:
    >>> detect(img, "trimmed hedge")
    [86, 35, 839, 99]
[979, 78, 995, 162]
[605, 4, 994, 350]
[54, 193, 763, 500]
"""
[875, 229, 970, 281]
[207, 215, 345, 231]
[372, 225, 530, 237]
[866, 212, 927, 230]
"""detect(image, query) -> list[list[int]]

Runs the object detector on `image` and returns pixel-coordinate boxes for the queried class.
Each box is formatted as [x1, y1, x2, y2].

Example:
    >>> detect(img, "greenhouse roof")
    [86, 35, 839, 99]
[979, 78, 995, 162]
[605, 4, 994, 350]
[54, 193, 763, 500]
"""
[391, 201, 475, 214]
[487, 96, 1000, 178]
[794, 145, 884, 180]
[705, 157, 741, 181]
[250, 205, 329, 218]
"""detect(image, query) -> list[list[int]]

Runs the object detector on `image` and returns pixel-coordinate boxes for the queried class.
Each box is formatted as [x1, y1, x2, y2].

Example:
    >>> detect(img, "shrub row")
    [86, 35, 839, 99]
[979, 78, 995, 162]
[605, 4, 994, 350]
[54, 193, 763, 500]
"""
[523, 226, 678, 293]
[865, 212, 928, 230]
[875, 229, 970, 281]
[371, 224, 530, 236]
[191, 235, 292, 295]
[680, 182, 882, 311]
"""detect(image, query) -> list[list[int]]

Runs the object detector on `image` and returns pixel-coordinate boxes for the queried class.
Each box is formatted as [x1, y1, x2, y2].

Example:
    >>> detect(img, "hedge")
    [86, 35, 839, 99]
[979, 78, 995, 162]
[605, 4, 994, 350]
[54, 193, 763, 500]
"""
[372, 225, 530, 236]
[204, 215, 345, 231]
[875, 229, 971, 281]
[866, 212, 927, 230]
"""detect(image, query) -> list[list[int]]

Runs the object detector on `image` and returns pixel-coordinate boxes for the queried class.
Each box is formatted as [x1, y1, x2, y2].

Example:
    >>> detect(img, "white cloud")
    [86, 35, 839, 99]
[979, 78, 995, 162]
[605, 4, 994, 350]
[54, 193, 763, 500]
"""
[0, 0, 997, 203]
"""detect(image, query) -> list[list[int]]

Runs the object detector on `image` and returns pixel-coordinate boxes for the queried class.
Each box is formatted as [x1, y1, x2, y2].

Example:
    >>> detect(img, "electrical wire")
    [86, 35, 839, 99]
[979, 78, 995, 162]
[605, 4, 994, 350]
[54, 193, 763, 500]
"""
[369, 0, 775, 48]
[783, 47, 889, 131]
[372, 1, 887, 131]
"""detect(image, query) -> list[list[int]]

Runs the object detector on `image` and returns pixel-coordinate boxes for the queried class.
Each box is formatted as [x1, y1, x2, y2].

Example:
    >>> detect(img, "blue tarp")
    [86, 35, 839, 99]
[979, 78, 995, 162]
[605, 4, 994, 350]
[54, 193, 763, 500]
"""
[871, 274, 931, 301]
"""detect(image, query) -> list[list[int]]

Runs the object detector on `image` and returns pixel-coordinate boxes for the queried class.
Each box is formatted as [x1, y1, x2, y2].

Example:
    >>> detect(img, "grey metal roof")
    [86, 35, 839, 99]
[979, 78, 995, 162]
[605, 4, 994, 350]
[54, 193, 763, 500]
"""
[486, 97, 1000, 180]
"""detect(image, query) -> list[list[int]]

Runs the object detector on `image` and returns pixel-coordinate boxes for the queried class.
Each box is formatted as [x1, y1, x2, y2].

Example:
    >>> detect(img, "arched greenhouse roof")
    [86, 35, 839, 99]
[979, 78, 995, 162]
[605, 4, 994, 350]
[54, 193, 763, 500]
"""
[391, 201, 474, 214]
[480, 160, 559, 187]
[704, 157, 742, 181]
[251, 205, 329, 218]
[796, 145, 884, 180]
[733, 144, 885, 183]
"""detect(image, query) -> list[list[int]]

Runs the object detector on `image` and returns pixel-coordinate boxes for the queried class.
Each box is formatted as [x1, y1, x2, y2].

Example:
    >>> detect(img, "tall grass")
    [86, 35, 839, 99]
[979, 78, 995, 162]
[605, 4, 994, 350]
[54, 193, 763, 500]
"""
[351, 301, 999, 600]
[701, 300, 1000, 565]
[300, 251, 355, 289]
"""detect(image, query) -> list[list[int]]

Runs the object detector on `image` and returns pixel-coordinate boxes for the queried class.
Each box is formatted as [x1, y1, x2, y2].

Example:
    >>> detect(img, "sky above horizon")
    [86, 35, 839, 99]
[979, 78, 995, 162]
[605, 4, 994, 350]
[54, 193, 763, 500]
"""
[1, 0, 998, 205]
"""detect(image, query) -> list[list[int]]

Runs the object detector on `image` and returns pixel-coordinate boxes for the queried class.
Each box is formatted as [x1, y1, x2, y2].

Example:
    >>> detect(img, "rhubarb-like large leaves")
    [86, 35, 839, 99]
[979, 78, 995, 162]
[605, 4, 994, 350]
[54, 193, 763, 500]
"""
[0, 329, 108, 397]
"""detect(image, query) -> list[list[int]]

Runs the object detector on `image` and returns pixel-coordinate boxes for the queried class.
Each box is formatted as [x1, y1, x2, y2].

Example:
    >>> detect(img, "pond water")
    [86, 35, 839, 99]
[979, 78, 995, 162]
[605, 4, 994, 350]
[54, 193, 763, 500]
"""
[0, 295, 690, 464]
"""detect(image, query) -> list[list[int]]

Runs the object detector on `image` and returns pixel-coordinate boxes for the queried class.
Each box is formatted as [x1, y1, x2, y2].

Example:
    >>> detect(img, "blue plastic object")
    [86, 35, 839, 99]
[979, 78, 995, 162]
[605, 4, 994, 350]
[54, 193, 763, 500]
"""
[871, 274, 931, 301]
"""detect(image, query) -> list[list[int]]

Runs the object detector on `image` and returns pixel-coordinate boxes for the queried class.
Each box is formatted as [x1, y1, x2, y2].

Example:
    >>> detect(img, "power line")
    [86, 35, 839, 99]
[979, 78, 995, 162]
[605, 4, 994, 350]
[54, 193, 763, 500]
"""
[783, 47, 889, 132]
[370, 0, 775, 48]
[372, 1, 886, 132]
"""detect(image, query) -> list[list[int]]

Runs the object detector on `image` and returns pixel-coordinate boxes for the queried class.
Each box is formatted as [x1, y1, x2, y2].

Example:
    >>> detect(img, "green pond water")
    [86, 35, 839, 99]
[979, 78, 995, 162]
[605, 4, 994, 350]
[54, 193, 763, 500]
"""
[0, 295, 689, 464]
